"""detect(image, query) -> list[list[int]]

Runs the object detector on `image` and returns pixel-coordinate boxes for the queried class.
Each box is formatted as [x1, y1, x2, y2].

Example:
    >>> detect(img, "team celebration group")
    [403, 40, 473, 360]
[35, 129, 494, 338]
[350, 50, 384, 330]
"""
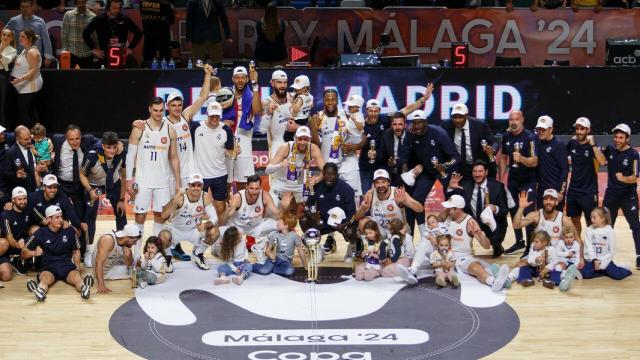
[0, 64, 636, 302]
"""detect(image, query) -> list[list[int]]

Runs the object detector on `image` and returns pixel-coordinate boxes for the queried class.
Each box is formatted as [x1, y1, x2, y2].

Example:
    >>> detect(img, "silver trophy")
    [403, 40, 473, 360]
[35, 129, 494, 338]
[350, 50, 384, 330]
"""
[88, 187, 103, 207]
[431, 156, 448, 179]
[481, 139, 495, 162]
[368, 139, 376, 164]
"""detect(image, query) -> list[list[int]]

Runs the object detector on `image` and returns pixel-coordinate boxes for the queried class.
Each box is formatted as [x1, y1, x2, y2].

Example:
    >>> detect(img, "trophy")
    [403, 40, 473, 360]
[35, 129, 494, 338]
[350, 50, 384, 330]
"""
[131, 260, 138, 288]
[14, 158, 23, 171]
[231, 136, 240, 160]
[195, 59, 204, 68]
[128, 183, 138, 205]
[248, 60, 256, 73]
[88, 188, 103, 207]
[368, 139, 376, 164]
[195, 217, 206, 242]
[307, 170, 315, 196]
[431, 156, 448, 179]
[481, 139, 495, 162]
[512, 143, 521, 168]
[484, 187, 490, 207]
[306, 240, 319, 282]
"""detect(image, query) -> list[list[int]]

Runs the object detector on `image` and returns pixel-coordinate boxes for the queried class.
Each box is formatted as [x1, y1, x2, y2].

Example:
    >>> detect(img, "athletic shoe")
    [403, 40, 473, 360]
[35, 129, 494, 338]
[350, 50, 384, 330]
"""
[504, 241, 525, 255]
[435, 277, 447, 288]
[520, 279, 535, 287]
[490, 263, 511, 289]
[80, 274, 94, 300]
[559, 264, 578, 291]
[171, 244, 191, 261]
[26, 279, 46, 302]
[233, 275, 245, 285]
[11, 257, 27, 276]
[542, 279, 555, 289]
[451, 274, 460, 288]
[83, 250, 93, 268]
[493, 244, 504, 258]
[192, 253, 210, 270]
[214, 276, 231, 285]
[322, 236, 336, 254]
[397, 264, 418, 285]
[491, 264, 509, 292]
[165, 256, 174, 273]
[636, 256, 640, 270]
[139, 281, 148, 289]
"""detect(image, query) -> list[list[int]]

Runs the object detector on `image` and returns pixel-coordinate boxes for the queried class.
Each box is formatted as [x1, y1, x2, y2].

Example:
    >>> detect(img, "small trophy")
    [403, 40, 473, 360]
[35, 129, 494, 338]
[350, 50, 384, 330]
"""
[128, 183, 138, 205]
[88, 188, 103, 207]
[481, 139, 495, 162]
[231, 136, 240, 160]
[131, 262, 138, 288]
[368, 139, 376, 164]
[512, 143, 521, 168]
[431, 156, 448, 179]
[307, 170, 315, 196]
[14, 158, 23, 171]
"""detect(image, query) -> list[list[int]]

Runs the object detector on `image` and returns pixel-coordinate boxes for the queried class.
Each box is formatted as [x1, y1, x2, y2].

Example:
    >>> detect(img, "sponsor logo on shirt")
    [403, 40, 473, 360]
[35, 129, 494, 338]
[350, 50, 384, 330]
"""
[387, 204, 394, 211]
[161, 137, 168, 144]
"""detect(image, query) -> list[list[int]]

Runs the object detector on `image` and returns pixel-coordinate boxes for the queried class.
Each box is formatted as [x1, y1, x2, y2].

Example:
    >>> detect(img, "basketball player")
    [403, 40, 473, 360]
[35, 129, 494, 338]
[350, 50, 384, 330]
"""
[162, 173, 220, 270]
[265, 126, 325, 205]
[259, 69, 292, 158]
[23, 206, 94, 301]
[126, 97, 181, 240]
[92, 224, 142, 294]
[223, 66, 262, 192]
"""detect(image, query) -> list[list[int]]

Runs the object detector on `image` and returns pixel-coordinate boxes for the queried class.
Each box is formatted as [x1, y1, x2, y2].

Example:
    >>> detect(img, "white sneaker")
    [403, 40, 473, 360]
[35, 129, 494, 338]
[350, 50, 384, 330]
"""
[83, 250, 93, 268]
[491, 264, 509, 292]
[397, 265, 418, 285]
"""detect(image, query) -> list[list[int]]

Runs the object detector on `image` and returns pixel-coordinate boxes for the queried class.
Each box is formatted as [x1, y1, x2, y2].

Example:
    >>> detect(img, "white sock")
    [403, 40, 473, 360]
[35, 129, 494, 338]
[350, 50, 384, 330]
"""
[561, 270, 566, 279]
[485, 276, 495, 286]
[194, 241, 208, 255]
[417, 223, 426, 241]
[135, 222, 145, 239]
[508, 267, 519, 281]
[152, 222, 163, 236]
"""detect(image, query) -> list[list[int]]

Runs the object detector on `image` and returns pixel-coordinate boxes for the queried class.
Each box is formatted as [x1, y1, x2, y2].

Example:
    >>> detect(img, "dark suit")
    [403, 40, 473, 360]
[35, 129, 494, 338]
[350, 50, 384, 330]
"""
[186, 0, 231, 44]
[376, 129, 410, 187]
[447, 177, 508, 255]
[0, 132, 17, 203]
[441, 117, 499, 178]
[4, 143, 38, 193]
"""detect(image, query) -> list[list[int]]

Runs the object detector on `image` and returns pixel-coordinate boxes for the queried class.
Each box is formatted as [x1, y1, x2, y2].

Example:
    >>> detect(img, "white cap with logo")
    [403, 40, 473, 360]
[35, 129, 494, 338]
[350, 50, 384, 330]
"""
[11, 186, 27, 199]
[233, 66, 248, 76]
[408, 110, 427, 121]
[291, 75, 310, 90]
[344, 95, 364, 108]
[45, 205, 62, 218]
[166, 92, 183, 104]
[271, 70, 287, 81]
[536, 115, 554, 129]
[207, 101, 223, 116]
[612, 123, 631, 136]
[43, 174, 59, 187]
[327, 207, 347, 227]
[442, 194, 466, 209]
[573, 117, 591, 128]
[451, 103, 468, 116]
[189, 173, 204, 184]
[366, 99, 380, 109]
[115, 224, 142, 238]
[373, 169, 390, 181]
[543, 188, 558, 199]
[295, 126, 311, 138]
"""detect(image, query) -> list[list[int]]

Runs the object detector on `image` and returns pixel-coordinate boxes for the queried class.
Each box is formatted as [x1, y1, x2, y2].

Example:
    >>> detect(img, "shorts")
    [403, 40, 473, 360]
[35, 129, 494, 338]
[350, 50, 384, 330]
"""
[166, 225, 200, 246]
[455, 255, 491, 275]
[134, 186, 171, 213]
[226, 156, 255, 183]
[269, 182, 304, 205]
[219, 219, 277, 239]
[41, 262, 77, 281]
[102, 265, 129, 280]
[339, 170, 363, 197]
[204, 175, 229, 201]
[0, 247, 20, 264]
[565, 194, 598, 218]
[169, 176, 190, 196]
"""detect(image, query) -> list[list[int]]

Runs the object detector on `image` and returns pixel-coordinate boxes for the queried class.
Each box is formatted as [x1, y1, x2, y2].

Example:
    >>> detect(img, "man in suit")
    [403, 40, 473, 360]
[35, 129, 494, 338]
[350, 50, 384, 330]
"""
[4, 125, 46, 194]
[447, 160, 508, 257]
[186, 0, 232, 67]
[441, 103, 499, 179]
[376, 112, 411, 186]
[0, 126, 17, 205]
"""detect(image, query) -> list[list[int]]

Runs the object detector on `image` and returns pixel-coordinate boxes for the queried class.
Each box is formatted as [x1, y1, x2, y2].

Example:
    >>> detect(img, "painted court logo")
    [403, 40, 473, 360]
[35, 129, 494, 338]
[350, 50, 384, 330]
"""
[110, 264, 519, 359]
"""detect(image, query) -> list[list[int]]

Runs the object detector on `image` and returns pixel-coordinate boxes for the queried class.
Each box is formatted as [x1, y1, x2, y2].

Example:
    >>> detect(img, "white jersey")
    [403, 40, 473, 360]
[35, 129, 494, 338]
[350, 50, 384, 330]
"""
[447, 215, 473, 257]
[317, 110, 349, 165]
[535, 210, 564, 245]
[526, 246, 560, 270]
[370, 187, 405, 230]
[194, 121, 231, 178]
[556, 240, 581, 264]
[293, 93, 313, 121]
[92, 232, 125, 273]
[229, 190, 265, 232]
[233, 95, 253, 159]
[166, 115, 195, 179]
[169, 191, 205, 230]
[272, 141, 310, 192]
[584, 225, 615, 269]
[136, 120, 171, 188]
[261, 95, 293, 158]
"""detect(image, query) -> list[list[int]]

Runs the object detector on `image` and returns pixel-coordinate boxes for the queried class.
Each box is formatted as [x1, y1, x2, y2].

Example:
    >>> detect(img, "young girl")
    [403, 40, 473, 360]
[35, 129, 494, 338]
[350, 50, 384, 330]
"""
[380, 218, 414, 278]
[556, 225, 581, 268]
[286, 75, 313, 141]
[215, 226, 253, 285]
[517, 231, 577, 291]
[354, 220, 384, 282]
[581, 207, 632, 281]
[31, 123, 53, 168]
[252, 211, 306, 276]
[137, 236, 168, 288]
[430, 234, 459, 288]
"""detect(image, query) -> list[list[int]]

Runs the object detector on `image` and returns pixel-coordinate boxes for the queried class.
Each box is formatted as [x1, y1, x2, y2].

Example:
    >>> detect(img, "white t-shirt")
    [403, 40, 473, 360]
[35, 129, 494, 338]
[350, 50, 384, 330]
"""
[193, 121, 233, 178]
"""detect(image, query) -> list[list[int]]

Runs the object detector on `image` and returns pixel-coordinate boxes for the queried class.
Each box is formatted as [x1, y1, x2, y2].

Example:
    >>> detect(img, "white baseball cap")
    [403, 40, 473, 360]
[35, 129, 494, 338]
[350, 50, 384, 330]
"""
[295, 126, 311, 138]
[115, 224, 142, 238]
[573, 117, 591, 129]
[327, 207, 347, 227]
[207, 101, 223, 116]
[11, 186, 27, 199]
[373, 169, 390, 181]
[271, 70, 287, 81]
[344, 95, 364, 108]
[290, 75, 310, 90]
[166, 92, 183, 104]
[451, 103, 468, 116]
[45, 205, 62, 218]
[188, 173, 204, 184]
[366, 99, 380, 109]
[408, 110, 427, 121]
[43, 174, 59, 187]
[442, 194, 466, 209]
[233, 66, 248, 77]
[543, 188, 558, 199]
[612, 123, 631, 136]
[536, 115, 554, 129]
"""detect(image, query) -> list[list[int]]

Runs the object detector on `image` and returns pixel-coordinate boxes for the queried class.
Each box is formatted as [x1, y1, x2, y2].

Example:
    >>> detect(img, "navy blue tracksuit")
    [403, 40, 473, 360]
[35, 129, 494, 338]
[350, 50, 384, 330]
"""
[536, 136, 569, 209]
[566, 139, 599, 225]
[0, 207, 31, 264]
[26, 226, 80, 281]
[28, 191, 81, 229]
[305, 178, 356, 235]
[602, 145, 640, 255]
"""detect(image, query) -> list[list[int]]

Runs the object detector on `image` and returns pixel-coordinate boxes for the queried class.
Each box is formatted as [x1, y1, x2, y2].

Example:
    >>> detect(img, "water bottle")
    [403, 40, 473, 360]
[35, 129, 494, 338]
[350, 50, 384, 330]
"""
[161, 57, 167, 69]
[187, 58, 193, 69]
[168, 58, 175, 69]
[151, 57, 158, 70]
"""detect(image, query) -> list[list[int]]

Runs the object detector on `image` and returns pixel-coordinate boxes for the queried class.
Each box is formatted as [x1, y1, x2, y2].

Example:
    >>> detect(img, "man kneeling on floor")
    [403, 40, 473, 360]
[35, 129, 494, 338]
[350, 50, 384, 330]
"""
[93, 224, 142, 294]
[23, 206, 94, 301]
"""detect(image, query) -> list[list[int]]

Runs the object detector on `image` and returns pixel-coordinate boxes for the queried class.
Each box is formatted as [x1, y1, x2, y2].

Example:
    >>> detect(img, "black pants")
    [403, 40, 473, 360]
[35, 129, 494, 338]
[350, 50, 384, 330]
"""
[604, 191, 640, 255]
[17, 91, 39, 126]
[60, 181, 88, 255]
[142, 28, 171, 65]
[479, 219, 507, 250]
[70, 54, 95, 69]
[507, 180, 536, 245]
[0, 71, 8, 126]
[84, 182, 127, 245]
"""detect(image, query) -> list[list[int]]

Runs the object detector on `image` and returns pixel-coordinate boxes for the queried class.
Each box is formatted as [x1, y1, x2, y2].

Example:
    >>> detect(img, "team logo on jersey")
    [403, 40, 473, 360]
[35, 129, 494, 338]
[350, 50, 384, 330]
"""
[584, 150, 589, 157]
[161, 137, 168, 144]
[387, 204, 394, 211]
[255, 206, 262, 213]
[623, 159, 629, 166]
[553, 226, 560, 233]
[505, 141, 510, 146]
[46, 239, 51, 244]
[182, 124, 189, 131]
[4, 144, 8, 150]
[335, 194, 341, 201]
[571, 149, 576, 154]
[196, 206, 203, 213]
[62, 235, 68, 243]
[456, 229, 464, 236]
[431, 139, 436, 146]
[217, 134, 221, 140]
[13, 221, 17, 225]
[145, 133, 150, 139]
[546, 147, 552, 153]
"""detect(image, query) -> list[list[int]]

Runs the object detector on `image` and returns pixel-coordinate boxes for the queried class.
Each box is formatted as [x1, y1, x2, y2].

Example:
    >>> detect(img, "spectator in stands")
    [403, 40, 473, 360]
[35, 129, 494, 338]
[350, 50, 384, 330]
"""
[82, 0, 143, 67]
[6, 0, 54, 67]
[254, 2, 288, 68]
[140, 0, 175, 67]
[10, 29, 43, 126]
[186, 0, 232, 67]
[62, 0, 97, 69]
[4, 125, 45, 193]
[33, 0, 66, 13]
[0, 28, 17, 127]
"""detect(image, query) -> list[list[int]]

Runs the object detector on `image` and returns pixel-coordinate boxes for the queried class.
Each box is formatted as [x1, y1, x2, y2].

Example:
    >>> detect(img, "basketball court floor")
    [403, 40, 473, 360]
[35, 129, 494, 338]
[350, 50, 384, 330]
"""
[1, 216, 638, 359]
